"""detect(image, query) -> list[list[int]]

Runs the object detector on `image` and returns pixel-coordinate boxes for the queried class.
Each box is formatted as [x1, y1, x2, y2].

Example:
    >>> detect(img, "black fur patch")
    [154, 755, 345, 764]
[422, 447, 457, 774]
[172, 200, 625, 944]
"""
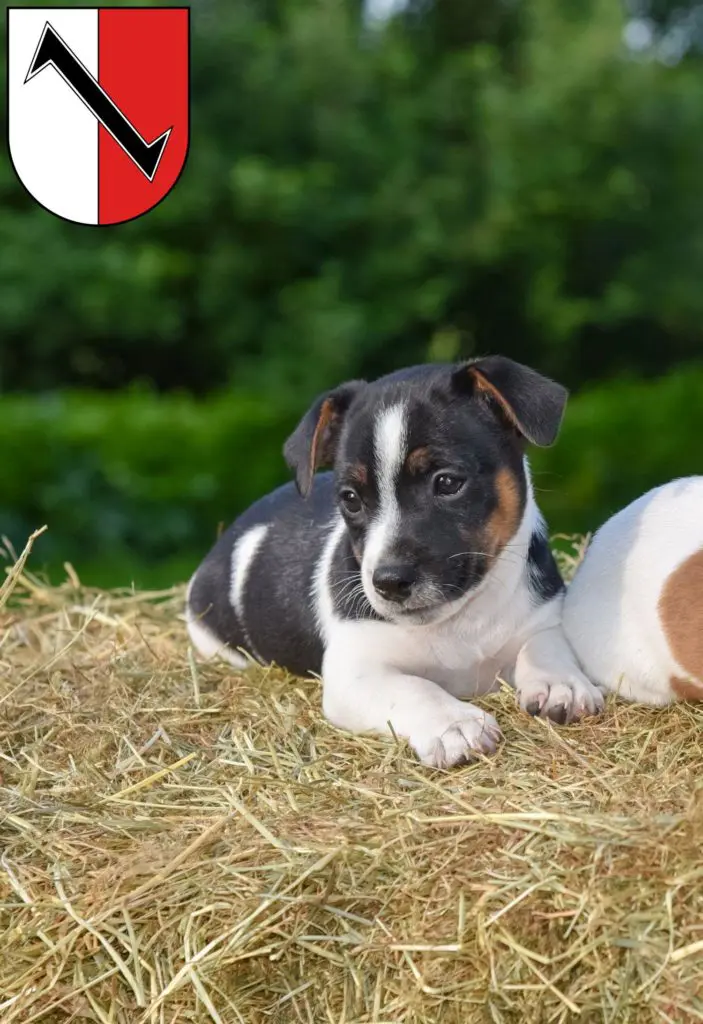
[526, 531, 564, 604]
[189, 474, 380, 678]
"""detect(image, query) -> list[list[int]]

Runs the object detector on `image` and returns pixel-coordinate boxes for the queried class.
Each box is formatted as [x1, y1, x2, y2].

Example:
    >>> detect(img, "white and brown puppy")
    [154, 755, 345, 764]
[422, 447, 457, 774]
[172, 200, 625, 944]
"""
[563, 476, 703, 705]
[186, 357, 604, 767]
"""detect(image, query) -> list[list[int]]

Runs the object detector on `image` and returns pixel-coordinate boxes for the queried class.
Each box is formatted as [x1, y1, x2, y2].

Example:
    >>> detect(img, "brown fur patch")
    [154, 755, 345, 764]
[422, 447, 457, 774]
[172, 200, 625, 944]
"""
[469, 368, 521, 434]
[405, 446, 432, 475]
[659, 549, 703, 687]
[484, 467, 522, 556]
[670, 676, 703, 702]
[309, 398, 336, 480]
[347, 462, 368, 487]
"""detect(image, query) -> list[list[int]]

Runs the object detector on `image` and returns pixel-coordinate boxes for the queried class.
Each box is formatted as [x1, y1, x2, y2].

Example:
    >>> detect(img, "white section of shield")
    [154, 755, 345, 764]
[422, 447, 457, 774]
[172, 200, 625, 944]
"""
[8, 8, 98, 224]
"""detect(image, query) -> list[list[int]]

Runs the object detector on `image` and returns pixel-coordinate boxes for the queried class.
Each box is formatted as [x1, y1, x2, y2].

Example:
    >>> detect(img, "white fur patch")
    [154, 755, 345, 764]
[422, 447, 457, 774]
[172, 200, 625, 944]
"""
[184, 523, 270, 668]
[229, 524, 269, 619]
[514, 624, 604, 721]
[321, 642, 503, 766]
[312, 516, 347, 643]
[186, 614, 249, 669]
[562, 476, 703, 704]
[362, 402, 408, 596]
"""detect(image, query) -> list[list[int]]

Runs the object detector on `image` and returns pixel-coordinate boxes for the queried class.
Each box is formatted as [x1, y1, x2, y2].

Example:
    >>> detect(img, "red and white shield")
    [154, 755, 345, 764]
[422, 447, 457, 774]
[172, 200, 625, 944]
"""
[7, 7, 189, 225]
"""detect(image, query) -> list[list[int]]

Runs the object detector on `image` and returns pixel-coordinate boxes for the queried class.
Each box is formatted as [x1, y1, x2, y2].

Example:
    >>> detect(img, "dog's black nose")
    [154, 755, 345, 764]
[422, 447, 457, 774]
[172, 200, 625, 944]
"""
[372, 563, 417, 603]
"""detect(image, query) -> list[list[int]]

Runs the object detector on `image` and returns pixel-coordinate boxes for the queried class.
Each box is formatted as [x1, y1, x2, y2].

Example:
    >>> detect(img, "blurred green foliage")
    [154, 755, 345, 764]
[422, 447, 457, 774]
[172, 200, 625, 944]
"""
[530, 364, 703, 531]
[0, 389, 297, 584]
[1, 0, 702, 583]
[2, 367, 702, 587]
[2, 0, 703, 398]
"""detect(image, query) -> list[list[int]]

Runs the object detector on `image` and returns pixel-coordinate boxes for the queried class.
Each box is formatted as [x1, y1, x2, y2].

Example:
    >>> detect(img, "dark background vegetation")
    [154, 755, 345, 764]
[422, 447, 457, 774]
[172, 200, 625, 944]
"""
[1, 0, 702, 586]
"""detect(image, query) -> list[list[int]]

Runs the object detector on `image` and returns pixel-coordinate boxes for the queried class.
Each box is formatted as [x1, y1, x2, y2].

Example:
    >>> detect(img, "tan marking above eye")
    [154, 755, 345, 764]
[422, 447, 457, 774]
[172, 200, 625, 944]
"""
[405, 446, 432, 474]
[659, 549, 703, 685]
[347, 462, 368, 486]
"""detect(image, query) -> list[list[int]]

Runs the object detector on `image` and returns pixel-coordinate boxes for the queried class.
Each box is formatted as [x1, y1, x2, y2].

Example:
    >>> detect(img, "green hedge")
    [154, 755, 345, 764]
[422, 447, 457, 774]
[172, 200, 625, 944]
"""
[0, 390, 297, 583]
[2, 367, 702, 586]
[530, 364, 703, 534]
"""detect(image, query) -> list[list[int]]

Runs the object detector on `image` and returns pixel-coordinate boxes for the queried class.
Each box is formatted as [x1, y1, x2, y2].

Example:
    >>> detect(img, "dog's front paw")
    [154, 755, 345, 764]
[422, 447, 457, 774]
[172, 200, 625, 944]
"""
[517, 672, 604, 725]
[410, 708, 502, 768]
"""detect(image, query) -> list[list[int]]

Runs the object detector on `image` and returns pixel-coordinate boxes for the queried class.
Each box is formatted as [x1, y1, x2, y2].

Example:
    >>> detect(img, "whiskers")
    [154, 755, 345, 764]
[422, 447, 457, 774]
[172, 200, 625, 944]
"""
[444, 542, 525, 597]
[329, 571, 374, 619]
[447, 541, 526, 569]
[447, 550, 490, 561]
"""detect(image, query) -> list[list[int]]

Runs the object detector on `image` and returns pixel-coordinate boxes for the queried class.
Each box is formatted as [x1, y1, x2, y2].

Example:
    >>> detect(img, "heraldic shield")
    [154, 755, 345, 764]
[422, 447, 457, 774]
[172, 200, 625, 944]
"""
[7, 7, 189, 225]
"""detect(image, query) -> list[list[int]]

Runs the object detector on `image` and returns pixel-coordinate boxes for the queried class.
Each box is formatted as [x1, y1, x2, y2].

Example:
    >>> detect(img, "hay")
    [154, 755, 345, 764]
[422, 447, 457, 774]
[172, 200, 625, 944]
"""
[1, 537, 703, 1024]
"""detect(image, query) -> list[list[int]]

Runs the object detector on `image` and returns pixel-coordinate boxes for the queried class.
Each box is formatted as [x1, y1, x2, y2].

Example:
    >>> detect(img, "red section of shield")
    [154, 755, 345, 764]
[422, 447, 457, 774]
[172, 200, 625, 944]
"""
[97, 8, 188, 225]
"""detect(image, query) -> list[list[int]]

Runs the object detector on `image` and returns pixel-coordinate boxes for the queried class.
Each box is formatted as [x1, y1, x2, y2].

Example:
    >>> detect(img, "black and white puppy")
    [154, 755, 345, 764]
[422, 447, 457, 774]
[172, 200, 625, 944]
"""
[186, 357, 604, 767]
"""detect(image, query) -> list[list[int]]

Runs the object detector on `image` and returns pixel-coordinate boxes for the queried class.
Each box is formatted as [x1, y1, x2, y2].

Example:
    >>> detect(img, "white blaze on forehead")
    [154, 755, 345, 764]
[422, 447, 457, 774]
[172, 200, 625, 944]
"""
[363, 402, 408, 574]
[375, 402, 408, 505]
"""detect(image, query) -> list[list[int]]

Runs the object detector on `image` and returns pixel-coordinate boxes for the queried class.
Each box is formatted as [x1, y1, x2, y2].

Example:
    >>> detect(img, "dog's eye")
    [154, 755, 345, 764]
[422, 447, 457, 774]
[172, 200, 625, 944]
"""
[339, 489, 363, 514]
[434, 474, 465, 497]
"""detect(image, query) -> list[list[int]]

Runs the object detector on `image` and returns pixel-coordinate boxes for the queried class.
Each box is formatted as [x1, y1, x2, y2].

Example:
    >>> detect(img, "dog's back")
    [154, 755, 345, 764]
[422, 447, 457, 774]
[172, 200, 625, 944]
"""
[187, 475, 337, 676]
[563, 476, 703, 704]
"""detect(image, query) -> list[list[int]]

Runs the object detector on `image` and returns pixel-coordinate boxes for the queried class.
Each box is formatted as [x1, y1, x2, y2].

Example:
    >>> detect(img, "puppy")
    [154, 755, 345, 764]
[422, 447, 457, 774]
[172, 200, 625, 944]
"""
[562, 476, 703, 705]
[186, 357, 604, 767]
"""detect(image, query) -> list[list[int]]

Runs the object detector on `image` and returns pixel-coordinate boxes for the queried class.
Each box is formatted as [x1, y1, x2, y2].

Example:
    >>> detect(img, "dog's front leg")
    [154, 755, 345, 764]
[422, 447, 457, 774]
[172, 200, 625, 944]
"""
[321, 646, 502, 768]
[514, 625, 605, 724]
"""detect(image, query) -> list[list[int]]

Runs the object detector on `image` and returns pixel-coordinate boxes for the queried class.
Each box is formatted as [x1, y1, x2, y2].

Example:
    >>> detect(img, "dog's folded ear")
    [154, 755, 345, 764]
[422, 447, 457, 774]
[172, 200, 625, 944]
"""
[452, 356, 568, 447]
[284, 381, 366, 497]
